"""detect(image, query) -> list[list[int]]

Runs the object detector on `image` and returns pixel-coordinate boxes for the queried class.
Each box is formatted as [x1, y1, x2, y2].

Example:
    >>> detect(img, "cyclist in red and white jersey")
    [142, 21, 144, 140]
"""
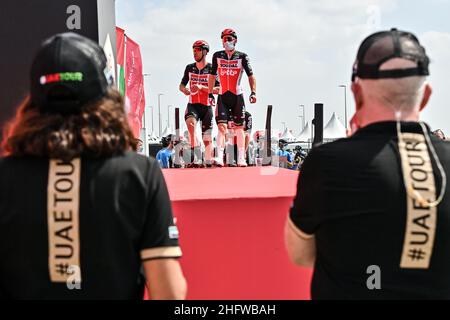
[180, 40, 219, 167]
[208, 28, 257, 167]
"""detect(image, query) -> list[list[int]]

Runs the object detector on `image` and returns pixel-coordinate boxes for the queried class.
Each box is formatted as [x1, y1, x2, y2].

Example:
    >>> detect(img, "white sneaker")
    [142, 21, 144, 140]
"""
[237, 158, 248, 167]
[213, 157, 224, 167]
[194, 157, 203, 167]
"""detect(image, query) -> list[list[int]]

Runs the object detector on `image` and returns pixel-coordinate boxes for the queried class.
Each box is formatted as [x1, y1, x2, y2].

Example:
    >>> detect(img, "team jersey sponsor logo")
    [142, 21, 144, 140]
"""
[220, 69, 239, 77]
[219, 61, 239, 69]
[218, 59, 241, 70]
[189, 73, 209, 85]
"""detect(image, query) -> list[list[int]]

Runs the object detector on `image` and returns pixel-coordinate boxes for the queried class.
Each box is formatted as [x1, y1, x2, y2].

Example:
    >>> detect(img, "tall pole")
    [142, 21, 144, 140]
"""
[302, 106, 305, 130]
[167, 105, 172, 129]
[339, 85, 348, 129]
[158, 93, 164, 136]
[299, 105, 305, 132]
[344, 88, 347, 129]
[142, 103, 147, 155]
[149, 106, 154, 133]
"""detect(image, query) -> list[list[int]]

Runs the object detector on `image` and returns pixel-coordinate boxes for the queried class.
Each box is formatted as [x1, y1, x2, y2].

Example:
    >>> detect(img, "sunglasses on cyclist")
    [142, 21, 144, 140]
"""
[222, 36, 236, 42]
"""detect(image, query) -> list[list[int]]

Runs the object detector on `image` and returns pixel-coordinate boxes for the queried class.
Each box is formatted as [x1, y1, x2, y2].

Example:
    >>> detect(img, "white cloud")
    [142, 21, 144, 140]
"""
[117, 0, 450, 136]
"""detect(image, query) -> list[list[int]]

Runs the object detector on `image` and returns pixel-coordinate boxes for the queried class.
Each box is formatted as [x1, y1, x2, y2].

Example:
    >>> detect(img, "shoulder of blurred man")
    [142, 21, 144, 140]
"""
[302, 121, 450, 183]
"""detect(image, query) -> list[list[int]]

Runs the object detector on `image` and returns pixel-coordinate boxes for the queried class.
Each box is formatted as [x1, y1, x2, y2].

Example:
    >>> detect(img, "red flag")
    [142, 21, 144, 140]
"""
[116, 27, 125, 65]
[125, 36, 145, 138]
[116, 27, 126, 96]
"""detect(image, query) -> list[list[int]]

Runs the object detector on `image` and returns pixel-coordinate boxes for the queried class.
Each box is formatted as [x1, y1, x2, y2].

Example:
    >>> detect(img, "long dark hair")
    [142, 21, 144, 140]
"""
[1, 89, 138, 161]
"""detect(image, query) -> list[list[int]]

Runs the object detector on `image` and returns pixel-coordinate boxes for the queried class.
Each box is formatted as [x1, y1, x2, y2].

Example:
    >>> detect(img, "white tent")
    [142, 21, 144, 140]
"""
[296, 122, 311, 142]
[324, 112, 346, 140]
[280, 128, 296, 142]
[161, 126, 174, 137]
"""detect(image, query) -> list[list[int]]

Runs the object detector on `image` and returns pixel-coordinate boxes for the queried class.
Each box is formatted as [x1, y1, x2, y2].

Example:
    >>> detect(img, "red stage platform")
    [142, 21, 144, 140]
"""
[161, 166, 313, 300]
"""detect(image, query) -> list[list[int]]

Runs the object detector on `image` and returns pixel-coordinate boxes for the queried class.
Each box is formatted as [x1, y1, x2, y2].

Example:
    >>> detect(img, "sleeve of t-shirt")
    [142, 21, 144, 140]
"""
[289, 149, 322, 236]
[156, 151, 164, 168]
[211, 52, 218, 75]
[181, 66, 190, 86]
[140, 159, 182, 261]
[242, 53, 254, 77]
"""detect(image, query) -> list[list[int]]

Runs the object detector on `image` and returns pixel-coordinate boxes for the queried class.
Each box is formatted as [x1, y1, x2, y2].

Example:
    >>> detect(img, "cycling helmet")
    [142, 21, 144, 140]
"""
[192, 40, 210, 52]
[221, 28, 237, 39]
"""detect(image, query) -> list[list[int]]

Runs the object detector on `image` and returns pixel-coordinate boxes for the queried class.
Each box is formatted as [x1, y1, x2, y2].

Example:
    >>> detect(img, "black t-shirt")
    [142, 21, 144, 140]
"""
[0, 152, 181, 300]
[290, 122, 450, 299]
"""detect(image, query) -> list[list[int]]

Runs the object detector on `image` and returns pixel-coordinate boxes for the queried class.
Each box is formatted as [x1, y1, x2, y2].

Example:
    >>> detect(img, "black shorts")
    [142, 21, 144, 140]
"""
[216, 92, 245, 127]
[227, 110, 252, 133]
[185, 103, 213, 135]
[244, 112, 252, 133]
[227, 113, 252, 132]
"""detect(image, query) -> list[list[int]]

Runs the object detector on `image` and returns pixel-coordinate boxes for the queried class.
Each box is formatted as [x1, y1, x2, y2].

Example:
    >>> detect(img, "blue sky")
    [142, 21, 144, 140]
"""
[116, 0, 450, 136]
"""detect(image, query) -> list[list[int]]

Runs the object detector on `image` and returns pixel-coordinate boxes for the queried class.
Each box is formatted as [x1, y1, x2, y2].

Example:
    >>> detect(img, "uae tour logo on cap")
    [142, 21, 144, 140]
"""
[40, 72, 84, 85]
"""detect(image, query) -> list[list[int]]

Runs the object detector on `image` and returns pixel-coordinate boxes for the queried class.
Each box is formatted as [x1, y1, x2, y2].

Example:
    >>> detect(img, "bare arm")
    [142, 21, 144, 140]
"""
[208, 75, 216, 95]
[144, 258, 187, 300]
[284, 217, 316, 268]
[248, 75, 256, 94]
[179, 83, 190, 96]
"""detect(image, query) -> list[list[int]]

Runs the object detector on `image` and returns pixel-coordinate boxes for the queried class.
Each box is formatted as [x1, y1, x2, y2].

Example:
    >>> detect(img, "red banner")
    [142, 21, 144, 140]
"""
[125, 36, 145, 138]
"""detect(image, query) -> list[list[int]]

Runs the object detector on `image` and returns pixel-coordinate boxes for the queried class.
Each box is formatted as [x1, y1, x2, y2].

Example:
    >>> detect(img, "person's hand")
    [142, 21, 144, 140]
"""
[209, 94, 216, 107]
[191, 84, 201, 93]
[249, 92, 257, 104]
[183, 88, 191, 96]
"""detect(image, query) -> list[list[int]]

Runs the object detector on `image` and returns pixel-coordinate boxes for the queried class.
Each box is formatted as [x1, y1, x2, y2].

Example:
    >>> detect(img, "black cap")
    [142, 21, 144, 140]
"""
[30, 32, 113, 114]
[352, 28, 430, 82]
